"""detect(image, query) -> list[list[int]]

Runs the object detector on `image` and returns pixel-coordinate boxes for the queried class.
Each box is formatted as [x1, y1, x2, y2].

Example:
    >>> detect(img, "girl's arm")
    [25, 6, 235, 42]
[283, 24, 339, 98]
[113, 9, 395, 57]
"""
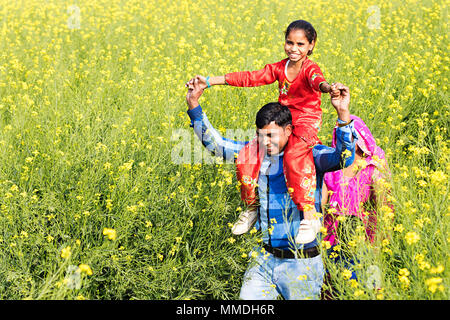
[306, 61, 332, 93]
[186, 75, 226, 90]
[186, 62, 280, 89]
[224, 63, 278, 87]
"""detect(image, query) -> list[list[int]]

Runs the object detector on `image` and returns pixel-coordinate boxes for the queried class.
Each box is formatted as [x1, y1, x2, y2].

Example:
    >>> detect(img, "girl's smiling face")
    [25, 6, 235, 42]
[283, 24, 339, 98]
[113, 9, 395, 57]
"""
[284, 29, 315, 63]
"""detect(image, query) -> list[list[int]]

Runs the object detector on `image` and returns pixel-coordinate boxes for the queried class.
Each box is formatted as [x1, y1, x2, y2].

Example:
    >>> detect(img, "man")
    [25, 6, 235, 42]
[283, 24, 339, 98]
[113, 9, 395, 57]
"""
[185, 78, 356, 299]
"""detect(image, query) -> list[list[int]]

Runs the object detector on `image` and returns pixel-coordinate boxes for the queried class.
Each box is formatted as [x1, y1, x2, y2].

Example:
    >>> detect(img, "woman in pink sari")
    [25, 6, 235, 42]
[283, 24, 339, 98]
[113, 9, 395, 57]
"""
[321, 115, 391, 298]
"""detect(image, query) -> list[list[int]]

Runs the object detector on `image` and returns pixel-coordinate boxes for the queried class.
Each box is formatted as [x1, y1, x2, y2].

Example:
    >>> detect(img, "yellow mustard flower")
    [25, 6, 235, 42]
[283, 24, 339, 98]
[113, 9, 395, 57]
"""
[405, 231, 420, 245]
[78, 264, 93, 276]
[103, 228, 117, 240]
[425, 277, 444, 293]
[60, 246, 72, 259]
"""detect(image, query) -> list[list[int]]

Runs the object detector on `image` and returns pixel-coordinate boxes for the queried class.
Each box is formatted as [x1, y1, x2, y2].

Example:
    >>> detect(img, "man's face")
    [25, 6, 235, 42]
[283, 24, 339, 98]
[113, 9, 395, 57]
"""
[256, 121, 292, 155]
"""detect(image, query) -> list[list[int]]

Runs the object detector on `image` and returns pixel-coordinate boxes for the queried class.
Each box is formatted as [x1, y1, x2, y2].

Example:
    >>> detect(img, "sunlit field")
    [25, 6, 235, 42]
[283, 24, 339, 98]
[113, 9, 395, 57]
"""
[0, 0, 448, 299]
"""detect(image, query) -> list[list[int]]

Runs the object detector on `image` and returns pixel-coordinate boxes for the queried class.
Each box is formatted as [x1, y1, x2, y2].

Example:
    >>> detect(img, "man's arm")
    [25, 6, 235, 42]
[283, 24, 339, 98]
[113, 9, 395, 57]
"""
[313, 122, 356, 173]
[313, 83, 357, 173]
[186, 79, 248, 161]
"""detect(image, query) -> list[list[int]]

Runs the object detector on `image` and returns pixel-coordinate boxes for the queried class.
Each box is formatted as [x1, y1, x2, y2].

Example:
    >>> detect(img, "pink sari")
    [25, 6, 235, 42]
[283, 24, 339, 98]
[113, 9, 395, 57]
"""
[323, 115, 388, 246]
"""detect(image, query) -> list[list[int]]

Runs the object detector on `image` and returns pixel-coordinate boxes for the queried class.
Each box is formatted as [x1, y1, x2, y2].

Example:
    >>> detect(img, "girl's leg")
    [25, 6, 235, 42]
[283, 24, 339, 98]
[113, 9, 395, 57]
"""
[283, 134, 321, 243]
[234, 138, 261, 234]
[283, 134, 317, 212]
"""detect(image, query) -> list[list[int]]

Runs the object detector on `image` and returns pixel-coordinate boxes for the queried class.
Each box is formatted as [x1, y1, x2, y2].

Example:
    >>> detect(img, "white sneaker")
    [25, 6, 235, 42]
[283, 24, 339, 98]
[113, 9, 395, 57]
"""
[295, 219, 321, 244]
[231, 208, 257, 235]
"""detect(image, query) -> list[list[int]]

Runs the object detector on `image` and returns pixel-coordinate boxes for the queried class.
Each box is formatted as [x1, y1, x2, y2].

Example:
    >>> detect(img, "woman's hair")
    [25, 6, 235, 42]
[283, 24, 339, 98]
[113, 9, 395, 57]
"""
[255, 102, 292, 129]
[284, 20, 317, 55]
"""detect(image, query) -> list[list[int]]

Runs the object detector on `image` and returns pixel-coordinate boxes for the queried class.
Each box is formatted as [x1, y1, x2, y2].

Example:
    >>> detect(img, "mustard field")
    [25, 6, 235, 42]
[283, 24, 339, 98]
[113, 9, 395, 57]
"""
[0, 0, 448, 299]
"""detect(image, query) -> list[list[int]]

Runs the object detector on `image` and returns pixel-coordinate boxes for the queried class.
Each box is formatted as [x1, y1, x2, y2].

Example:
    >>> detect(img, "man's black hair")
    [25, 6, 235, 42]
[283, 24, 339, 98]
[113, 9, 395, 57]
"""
[255, 102, 292, 129]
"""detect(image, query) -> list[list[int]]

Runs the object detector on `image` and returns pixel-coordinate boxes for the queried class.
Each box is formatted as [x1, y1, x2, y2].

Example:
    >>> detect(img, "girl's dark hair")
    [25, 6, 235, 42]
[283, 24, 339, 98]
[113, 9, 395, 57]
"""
[284, 20, 317, 55]
[255, 102, 292, 129]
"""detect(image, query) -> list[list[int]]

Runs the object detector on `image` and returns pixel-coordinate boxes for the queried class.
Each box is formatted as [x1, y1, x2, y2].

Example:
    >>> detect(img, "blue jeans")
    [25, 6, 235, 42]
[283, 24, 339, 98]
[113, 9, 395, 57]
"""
[239, 246, 324, 300]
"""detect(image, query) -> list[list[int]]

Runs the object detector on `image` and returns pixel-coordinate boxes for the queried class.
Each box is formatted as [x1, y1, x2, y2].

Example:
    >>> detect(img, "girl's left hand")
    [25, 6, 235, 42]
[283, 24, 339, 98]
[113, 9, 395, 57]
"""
[194, 75, 208, 90]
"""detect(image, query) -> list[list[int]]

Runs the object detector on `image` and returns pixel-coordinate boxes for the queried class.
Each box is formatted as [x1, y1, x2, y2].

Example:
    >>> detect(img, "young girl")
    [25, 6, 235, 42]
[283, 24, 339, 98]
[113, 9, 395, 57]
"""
[187, 20, 334, 244]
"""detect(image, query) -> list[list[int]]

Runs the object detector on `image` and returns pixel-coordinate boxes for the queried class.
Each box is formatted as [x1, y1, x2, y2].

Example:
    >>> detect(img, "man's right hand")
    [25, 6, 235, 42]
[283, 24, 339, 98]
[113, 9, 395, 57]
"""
[186, 78, 205, 110]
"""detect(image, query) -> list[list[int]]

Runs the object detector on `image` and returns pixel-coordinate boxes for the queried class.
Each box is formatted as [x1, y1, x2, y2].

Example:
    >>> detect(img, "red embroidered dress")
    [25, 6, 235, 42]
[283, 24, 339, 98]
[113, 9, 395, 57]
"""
[227, 57, 327, 211]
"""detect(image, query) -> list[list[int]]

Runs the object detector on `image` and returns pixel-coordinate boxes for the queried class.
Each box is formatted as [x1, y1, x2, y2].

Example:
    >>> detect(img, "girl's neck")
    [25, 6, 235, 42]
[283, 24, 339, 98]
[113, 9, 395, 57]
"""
[285, 57, 307, 82]
[288, 56, 307, 69]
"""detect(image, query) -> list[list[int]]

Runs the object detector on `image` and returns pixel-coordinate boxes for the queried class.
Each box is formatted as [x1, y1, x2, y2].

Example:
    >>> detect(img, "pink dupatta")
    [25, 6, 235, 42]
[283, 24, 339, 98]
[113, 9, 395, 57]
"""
[323, 115, 389, 245]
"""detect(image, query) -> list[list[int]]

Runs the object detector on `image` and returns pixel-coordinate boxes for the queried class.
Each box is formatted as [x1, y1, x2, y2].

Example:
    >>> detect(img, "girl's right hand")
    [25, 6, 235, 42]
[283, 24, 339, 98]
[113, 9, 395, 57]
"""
[185, 78, 195, 89]
[194, 75, 208, 89]
[185, 75, 208, 90]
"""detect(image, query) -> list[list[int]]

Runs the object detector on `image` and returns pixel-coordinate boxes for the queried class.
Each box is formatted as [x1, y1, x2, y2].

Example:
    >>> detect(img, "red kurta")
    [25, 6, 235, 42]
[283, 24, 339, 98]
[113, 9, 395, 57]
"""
[225, 57, 326, 139]
[229, 57, 327, 212]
